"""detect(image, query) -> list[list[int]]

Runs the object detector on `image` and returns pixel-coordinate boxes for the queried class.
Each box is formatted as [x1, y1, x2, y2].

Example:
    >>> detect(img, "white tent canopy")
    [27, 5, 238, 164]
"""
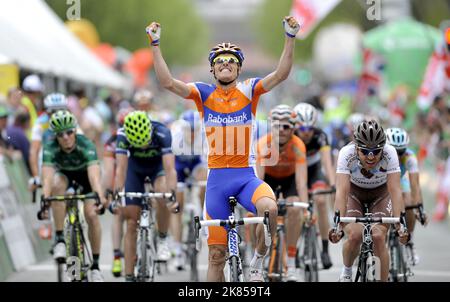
[0, 0, 129, 90]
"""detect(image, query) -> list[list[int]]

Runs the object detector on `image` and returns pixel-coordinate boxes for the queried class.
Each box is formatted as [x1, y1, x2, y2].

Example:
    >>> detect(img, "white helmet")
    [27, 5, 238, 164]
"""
[385, 127, 409, 149]
[44, 93, 68, 112]
[269, 104, 297, 125]
[293, 102, 317, 127]
[347, 113, 365, 131]
[23, 74, 44, 93]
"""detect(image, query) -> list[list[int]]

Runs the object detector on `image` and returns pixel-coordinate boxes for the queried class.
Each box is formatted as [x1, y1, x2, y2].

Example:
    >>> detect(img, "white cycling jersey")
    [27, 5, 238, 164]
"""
[336, 143, 400, 189]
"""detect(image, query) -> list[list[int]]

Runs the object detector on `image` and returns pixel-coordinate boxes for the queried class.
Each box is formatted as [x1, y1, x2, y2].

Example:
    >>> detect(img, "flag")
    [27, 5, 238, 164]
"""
[290, 0, 341, 39]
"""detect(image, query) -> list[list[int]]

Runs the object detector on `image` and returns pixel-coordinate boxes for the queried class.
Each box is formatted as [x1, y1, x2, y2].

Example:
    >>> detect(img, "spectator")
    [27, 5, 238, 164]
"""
[21, 74, 44, 138]
[0, 104, 30, 172]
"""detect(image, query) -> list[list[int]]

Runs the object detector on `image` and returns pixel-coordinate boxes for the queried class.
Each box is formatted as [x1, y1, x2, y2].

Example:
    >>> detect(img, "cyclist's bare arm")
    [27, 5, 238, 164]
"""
[29, 140, 41, 178]
[261, 16, 298, 91]
[102, 156, 115, 191]
[408, 172, 423, 205]
[334, 173, 350, 215]
[114, 153, 128, 192]
[41, 165, 55, 198]
[387, 172, 403, 217]
[320, 147, 336, 187]
[152, 46, 191, 98]
[295, 162, 308, 203]
[162, 153, 177, 193]
[87, 163, 107, 205]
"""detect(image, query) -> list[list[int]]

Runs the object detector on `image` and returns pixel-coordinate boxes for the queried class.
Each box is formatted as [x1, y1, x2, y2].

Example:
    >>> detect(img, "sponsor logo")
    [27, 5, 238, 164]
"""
[207, 113, 248, 124]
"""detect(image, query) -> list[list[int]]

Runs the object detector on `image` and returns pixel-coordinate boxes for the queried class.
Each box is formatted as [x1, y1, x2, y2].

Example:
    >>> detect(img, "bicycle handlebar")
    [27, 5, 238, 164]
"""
[37, 192, 102, 220]
[194, 211, 271, 251]
[117, 191, 174, 199]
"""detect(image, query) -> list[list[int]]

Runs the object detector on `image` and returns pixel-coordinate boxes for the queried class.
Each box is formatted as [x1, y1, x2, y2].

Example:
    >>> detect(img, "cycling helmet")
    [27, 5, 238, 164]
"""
[354, 120, 386, 149]
[133, 89, 153, 103]
[180, 109, 200, 130]
[294, 102, 318, 127]
[50, 110, 77, 133]
[269, 104, 297, 125]
[208, 42, 244, 66]
[385, 127, 409, 149]
[116, 107, 134, 127]
[347, 112, 365, 131]
[44, 93, 68, 112]
[124, 111, 152, 148]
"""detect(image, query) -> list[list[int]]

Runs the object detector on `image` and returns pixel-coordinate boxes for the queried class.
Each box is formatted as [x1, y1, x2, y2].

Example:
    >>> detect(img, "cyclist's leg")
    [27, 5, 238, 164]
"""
[237, 168, 276, 281]
[369, 187, 393, 282]
[308, 165, 332, 268]
[192, 162, 207, 209]
[204, 169, 231, 282]
[51, 172, 69, 235]
[341, 191, 364, 280]
[122, 166, 145, 277]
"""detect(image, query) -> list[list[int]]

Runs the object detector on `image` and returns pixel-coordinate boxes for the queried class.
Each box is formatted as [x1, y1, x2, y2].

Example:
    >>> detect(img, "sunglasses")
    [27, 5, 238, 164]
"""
[298, 125, 313, 132]
[213, 55, 239, 65]
[358, 147, 383, 157]
[272, 123, 293, 131]
[56, 129, 75, 138]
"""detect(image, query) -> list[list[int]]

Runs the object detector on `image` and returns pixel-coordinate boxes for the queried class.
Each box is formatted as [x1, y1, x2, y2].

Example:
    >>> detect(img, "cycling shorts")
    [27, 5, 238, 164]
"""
[57, 170, 92, 195]
[204, 167, 275, 245]
[264, 173, 297, 199]
[124, 160, 165, 206]
[346, 183, 392, 218]
[307, 162, 329, 191]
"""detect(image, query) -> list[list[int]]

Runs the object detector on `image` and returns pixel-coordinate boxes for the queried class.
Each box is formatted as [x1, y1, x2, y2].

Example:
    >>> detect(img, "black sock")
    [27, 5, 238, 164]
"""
[322, 240, 329, 254]
[91, 254, 100, 270]
[113, 249, 122, 259]
[55, 231, 65, 243]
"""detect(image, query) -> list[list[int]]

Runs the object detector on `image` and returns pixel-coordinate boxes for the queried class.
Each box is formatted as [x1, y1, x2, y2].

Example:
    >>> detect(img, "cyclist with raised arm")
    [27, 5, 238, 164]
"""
[113, 111, 179, 282]
[256, 104, 308, 282]
[293, 102, 335, 269]
[386, 127, 428, 265]
[147, 15, 299, 281]
[329, 120, 409, 282]
[170, 109, 207, 270]
[102, 107, 134, 277]
[41, 110, 107, 282]
[28, 93, 69, 191]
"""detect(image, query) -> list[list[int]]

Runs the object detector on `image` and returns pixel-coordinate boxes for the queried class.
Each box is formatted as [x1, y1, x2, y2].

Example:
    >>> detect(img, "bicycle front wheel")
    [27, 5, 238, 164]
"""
[229, 256, 240, 282]
[136, 229, 148, 282]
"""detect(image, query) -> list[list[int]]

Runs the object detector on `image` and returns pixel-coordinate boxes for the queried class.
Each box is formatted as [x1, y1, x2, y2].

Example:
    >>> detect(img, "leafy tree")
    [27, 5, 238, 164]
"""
[45, 0, 209, 66]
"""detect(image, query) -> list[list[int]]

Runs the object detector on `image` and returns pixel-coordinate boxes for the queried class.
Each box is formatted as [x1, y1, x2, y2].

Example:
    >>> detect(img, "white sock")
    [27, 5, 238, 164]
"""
[250, 250, 264, 269]
[287, 257, 296, 269]
[342, 266, 352, 276]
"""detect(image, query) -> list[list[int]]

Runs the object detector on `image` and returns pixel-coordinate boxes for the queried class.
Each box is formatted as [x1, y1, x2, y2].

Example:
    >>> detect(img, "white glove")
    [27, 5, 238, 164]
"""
[283, 16, 300, 38]
[28, 176, 41, 187]
[146, 22, 161, 46]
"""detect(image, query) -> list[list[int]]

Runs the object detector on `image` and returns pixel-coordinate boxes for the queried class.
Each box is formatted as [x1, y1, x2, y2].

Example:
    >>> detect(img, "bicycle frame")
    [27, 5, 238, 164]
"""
[117, 191, 174, 282]
[334, 208, 404, 282]
[194, 196, 271, 282]
[38, 186, 100, 282]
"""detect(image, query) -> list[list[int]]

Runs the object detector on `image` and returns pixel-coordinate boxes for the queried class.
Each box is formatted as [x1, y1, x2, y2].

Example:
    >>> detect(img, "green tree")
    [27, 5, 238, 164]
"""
[45, 0, 209, 66]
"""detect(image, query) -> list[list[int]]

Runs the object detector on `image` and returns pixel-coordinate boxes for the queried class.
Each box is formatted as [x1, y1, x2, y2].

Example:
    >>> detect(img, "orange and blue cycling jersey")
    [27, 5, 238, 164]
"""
[185, 78, 275, 245]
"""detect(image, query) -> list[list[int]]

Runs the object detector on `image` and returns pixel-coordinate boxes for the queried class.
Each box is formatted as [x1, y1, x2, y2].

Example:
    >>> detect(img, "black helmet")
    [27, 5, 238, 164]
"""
[353, 120, 386, 149]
